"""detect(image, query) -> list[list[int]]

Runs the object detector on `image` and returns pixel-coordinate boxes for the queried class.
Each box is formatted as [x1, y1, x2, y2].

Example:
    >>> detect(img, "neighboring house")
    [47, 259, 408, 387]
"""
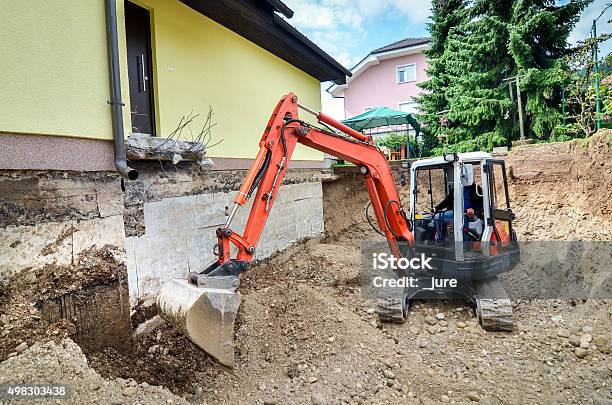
[0, 0, 349, 327]
[328, 37, 431, 119]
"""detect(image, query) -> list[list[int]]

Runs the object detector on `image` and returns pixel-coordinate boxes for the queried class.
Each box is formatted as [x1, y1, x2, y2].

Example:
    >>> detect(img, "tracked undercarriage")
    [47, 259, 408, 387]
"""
[376, 276, 514, 331]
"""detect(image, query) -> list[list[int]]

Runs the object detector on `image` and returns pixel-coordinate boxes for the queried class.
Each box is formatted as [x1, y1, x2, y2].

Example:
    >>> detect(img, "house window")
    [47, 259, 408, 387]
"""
[396, 64, 416, 84]
[398, 101, 418, 114]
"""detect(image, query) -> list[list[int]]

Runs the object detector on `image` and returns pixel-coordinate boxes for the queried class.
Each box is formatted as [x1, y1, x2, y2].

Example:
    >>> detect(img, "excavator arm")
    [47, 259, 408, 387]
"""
[157, 93, 413, 367]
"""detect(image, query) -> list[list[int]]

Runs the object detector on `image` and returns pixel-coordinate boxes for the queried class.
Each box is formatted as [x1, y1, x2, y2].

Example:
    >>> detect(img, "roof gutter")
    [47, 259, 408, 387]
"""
[264, 0, 293, 18]
[104, 0, 138, 180]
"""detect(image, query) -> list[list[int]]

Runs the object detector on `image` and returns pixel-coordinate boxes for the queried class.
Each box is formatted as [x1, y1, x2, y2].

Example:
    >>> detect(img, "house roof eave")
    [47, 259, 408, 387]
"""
[264, 0, 293, 18]
[273, 14, 351, 82]
[177, 0, 349, 84]
[327, 83, 347, 97]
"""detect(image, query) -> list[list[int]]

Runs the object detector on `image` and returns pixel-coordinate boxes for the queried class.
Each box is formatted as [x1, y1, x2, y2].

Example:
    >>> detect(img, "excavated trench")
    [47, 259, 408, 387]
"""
[0, 246, 133, 361]
[1, 131, 611, 404]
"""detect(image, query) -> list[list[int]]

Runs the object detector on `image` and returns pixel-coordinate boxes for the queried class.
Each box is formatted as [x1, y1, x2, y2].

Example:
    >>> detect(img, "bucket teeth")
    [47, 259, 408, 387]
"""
[157, 279, 241, 367]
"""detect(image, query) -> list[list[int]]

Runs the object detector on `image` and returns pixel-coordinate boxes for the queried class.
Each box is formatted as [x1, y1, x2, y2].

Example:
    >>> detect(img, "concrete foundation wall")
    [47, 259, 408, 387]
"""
[125, 181, 323, 300]
[0, 172, 127, 281]
[1, 163, 324, 305]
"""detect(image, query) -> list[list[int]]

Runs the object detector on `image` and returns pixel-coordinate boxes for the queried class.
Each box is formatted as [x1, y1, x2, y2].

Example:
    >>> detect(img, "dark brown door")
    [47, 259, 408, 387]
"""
[125, 1, 155, 135]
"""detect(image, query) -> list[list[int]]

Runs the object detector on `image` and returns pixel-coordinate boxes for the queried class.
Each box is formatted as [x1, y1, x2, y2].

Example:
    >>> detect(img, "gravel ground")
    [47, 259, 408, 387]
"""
[83, 235, 611, 404]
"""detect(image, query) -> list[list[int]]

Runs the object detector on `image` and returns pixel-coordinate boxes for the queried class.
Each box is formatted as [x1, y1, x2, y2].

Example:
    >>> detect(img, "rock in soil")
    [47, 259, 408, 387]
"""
[424, 315, 437, 326]
[569, 335, 581, 347]
[14, 342, 28, 353]
[574, 348, 589, 359]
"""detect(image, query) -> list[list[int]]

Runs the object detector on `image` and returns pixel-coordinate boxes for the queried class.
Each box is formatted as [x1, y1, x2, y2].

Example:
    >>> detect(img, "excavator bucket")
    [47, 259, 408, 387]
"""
[156, 277, 241, 367]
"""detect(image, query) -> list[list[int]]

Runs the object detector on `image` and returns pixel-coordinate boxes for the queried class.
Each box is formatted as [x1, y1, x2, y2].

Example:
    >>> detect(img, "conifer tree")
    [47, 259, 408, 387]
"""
[417, 0, 468, 151]
[441, 0, 514, 151]
[418, 0, 591, 153]
[508, 0, 591, 138]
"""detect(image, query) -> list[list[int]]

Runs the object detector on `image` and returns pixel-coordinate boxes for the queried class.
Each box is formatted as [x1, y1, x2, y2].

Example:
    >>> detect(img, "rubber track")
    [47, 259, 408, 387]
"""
[475, 276, 513, 331]
[377, 296, 406, 323]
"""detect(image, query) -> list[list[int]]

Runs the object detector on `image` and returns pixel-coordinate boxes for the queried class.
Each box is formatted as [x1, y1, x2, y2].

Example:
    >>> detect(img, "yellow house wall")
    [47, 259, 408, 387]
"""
[0, 0, 131, 140]
[136, 0, 322, 160]
[0, 0, 323, 161]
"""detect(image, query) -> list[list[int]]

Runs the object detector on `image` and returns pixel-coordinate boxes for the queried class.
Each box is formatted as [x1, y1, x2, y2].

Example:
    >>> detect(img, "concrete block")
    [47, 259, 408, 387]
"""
[277, 183, 296, 204]
[143, 194, 197, 233]
[128, 232, 191, 297]
[126, 181, 325, 301]
[96, 188, 124, 218]
[0, 221, 74, 280]
[72, 215, 126, 263]
[195, 192, 227, 229]
[278, 182, 315, 203]
[125, 237, 139, 300]
[185, 226, 219, 271]
[492, 146, 509, 155]
[303, 181, 324, 199]
[294, 197, 324, 238]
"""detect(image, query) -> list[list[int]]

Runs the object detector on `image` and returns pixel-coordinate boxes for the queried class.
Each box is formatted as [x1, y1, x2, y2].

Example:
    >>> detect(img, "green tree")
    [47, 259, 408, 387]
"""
[419, 0, 591, 153]
[416, 0, 468, 153]
[561, 34, 612, 137]
[441, 1, 514, 151]
[375, 132, 407, 150]
[509, 0, 591, 139]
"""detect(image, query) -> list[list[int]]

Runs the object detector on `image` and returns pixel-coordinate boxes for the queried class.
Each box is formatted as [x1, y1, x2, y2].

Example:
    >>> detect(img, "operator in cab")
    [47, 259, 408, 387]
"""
[432, 165, 483, 240]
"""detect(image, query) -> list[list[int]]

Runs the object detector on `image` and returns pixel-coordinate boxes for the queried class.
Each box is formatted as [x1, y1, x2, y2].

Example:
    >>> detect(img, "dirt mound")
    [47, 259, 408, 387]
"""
[322, 173, 372, 241]
[2, 231, 610, 404]
[229, 283, 405, 404]
[506, 130, 612, 240]
[0, 339, 186, 404]
[88, 322, 219, 399]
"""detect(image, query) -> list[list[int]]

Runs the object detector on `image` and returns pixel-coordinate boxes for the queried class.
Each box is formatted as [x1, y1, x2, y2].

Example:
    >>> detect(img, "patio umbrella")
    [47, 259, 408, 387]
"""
[341, 107, 420, 133]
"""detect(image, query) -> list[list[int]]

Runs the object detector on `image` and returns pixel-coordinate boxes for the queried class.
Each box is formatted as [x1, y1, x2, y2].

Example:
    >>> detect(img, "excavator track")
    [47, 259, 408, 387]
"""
[474, 276, 513, 331]
[376, 292, 408, 323]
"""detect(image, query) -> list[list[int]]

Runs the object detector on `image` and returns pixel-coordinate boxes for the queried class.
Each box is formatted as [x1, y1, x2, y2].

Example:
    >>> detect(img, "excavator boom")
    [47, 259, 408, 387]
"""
[157, 93, 413, 366]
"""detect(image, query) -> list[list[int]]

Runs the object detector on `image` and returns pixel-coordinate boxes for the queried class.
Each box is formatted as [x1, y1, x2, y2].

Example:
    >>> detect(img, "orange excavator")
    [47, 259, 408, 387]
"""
[157, 93, 519, 367]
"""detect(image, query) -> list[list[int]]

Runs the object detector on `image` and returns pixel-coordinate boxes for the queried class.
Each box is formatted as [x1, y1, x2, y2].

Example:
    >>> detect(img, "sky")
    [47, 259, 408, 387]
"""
[282, 0, 612, 119]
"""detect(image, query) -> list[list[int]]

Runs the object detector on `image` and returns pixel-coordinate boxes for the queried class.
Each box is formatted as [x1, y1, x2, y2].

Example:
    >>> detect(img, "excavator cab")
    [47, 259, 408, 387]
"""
[410, 153, 518, 256]
[382, 152, 520, 330]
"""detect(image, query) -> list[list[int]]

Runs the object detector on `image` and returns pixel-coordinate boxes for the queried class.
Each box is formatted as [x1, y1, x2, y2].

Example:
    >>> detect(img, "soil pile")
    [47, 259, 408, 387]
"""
[86, 233, 611, 404]
[506, 130, 612, 240]
[0, 339, 185, 404]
